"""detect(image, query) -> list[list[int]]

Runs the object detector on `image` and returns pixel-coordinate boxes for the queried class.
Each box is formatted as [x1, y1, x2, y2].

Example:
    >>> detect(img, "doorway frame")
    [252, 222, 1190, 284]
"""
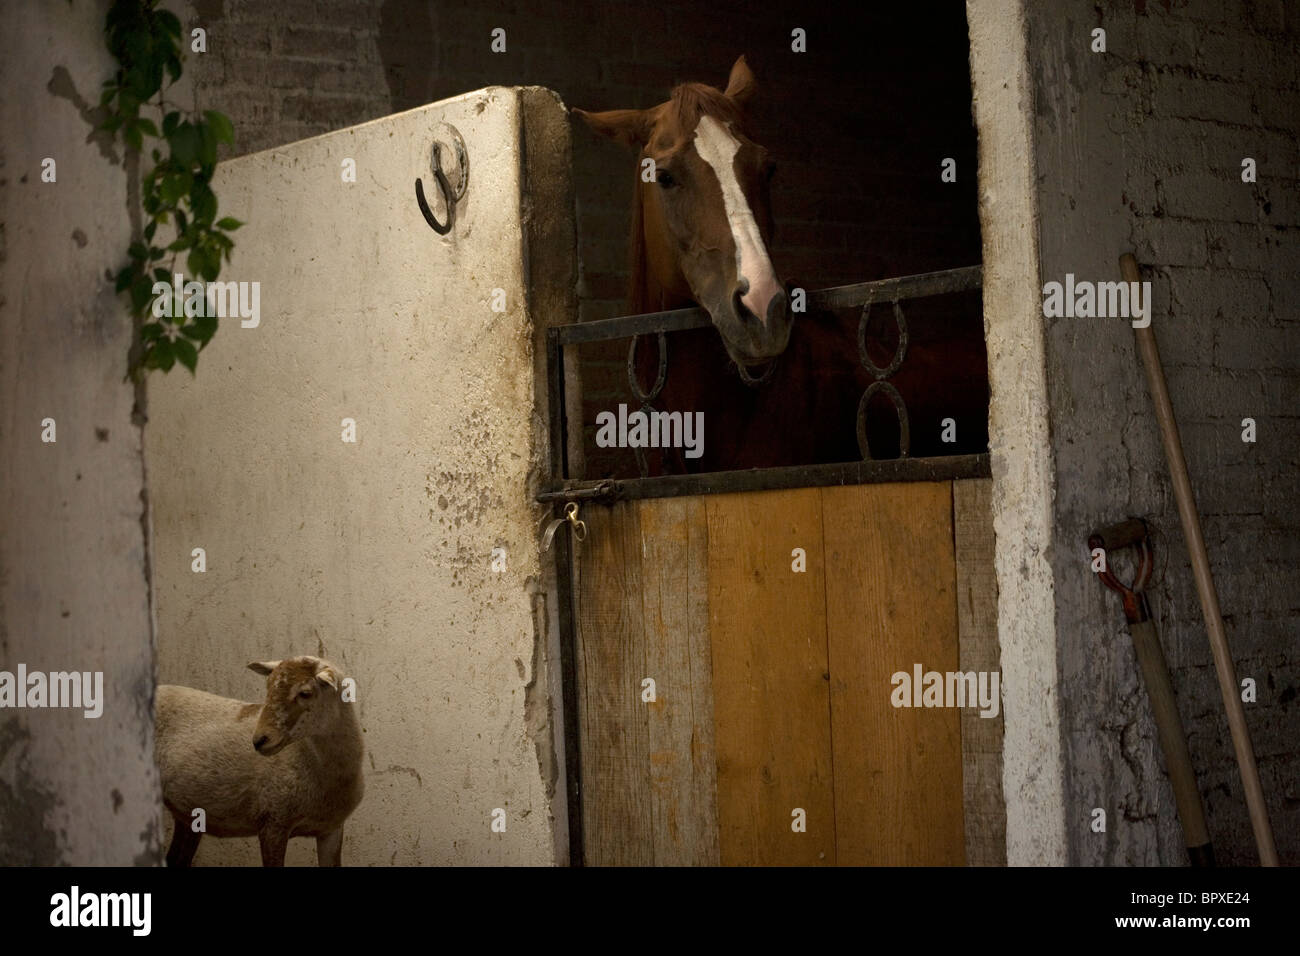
[540, 266, 993, 865]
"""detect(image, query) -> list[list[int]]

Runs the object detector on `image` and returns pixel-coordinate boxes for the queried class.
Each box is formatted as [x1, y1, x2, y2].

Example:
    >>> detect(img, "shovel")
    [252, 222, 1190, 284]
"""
[1090, 517, 1214, 866]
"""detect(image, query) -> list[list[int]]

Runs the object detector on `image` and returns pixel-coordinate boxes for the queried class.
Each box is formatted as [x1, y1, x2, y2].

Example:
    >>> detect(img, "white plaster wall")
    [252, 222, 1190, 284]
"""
[966, 0, 1069, 865]
[0, 0, 175, 865]
[145, 88, 565, 865]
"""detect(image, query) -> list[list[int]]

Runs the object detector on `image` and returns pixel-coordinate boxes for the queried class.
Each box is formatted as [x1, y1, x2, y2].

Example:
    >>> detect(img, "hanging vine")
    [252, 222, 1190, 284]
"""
[98, 0, 242, 378]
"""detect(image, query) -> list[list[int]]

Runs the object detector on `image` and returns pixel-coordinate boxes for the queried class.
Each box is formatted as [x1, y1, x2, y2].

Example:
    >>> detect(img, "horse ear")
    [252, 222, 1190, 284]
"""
[572, 107, 654, 150]
[724, 55, 757, 106]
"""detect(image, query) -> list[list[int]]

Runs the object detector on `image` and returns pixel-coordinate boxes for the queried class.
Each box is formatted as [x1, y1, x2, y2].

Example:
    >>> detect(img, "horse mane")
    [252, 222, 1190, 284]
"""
[629, 173, 650, 313]
[667, 82, 744, 132]
[628, 82, 746, 314]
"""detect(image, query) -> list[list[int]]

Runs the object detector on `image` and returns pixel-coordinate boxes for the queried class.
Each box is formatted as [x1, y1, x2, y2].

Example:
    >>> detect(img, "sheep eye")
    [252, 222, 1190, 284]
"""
[297, 689, 314, 700]
[655, 168, 676, 188]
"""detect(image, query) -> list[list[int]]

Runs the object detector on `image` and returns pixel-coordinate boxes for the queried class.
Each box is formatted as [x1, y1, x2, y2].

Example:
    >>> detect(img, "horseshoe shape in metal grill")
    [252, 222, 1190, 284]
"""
[856, 294, 912, 460]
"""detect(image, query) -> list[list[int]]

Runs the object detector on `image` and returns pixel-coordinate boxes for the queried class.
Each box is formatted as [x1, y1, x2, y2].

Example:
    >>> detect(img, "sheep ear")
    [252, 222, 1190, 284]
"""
[247, 661, 278, 676]
[314, 664, 340, 691]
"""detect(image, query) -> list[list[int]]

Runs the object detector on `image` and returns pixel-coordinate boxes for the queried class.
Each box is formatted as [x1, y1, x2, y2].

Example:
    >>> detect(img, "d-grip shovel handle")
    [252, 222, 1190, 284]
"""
[1089, 517, 1153, 623]
[1090, 517, 1148, 552]
[1090, 516, 1215, 867]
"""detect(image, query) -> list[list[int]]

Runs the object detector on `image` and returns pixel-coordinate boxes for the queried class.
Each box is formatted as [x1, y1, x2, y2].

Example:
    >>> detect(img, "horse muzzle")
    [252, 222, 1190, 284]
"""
[729, 286, 791, 363]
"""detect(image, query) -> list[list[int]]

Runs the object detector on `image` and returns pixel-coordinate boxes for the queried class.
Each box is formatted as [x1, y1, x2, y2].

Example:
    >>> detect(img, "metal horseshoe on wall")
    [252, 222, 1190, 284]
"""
[415, 122, 469, 235]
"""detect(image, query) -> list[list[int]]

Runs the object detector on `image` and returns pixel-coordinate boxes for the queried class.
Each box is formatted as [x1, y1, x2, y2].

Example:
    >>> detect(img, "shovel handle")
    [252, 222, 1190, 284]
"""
[1129, 619, 1215, 865]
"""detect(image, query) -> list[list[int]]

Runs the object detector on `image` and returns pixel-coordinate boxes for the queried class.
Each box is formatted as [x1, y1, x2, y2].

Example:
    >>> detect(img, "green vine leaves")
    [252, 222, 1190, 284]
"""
[97, 0, 242, 379]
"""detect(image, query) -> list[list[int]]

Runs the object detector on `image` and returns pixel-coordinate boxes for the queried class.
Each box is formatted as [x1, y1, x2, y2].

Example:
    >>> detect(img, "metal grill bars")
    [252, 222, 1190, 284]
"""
[549, 265, 982, 347]
[544, 264, 983, 485]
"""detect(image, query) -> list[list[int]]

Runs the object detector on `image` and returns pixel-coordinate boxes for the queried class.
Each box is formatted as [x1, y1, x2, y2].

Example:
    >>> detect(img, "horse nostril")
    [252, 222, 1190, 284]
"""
[254, 735, 268, 751]
[733, 289, 757, 322]
[767, 288, 789, 323]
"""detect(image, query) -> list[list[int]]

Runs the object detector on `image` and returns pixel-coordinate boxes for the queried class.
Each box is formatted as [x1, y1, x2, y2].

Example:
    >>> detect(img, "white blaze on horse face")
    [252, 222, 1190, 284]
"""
[692, 115, 783, 326]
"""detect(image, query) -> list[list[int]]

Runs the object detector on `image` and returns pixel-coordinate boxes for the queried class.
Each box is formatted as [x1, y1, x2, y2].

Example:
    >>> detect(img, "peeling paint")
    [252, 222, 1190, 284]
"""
[45, 65, 119, 165]
[0, 721, 61, 865]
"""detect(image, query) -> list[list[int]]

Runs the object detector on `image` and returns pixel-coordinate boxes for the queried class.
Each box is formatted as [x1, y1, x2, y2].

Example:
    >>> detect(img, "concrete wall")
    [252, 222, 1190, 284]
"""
[0, 0, 176, 865]
[996, 0, 1298, 865]
[966, 0, 1069, 866]
[145, 88, 575, 865]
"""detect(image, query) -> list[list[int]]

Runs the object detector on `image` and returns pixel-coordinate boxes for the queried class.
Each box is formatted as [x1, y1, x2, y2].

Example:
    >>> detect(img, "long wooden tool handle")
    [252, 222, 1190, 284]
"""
[1129, 619, 1213, 862]
[1121, 253, 1278, 865]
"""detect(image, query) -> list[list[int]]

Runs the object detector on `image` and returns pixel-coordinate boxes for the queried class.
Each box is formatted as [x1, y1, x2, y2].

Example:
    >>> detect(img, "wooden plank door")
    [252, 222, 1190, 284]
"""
[706, 489, 836, 865]
[574, 498, 719, 865]
[821, 482, 965, 865]
[572, 480, 978, 866]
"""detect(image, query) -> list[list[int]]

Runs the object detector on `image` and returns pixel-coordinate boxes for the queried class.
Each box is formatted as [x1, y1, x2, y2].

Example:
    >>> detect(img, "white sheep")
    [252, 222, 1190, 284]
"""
[155, 656, 364, 866]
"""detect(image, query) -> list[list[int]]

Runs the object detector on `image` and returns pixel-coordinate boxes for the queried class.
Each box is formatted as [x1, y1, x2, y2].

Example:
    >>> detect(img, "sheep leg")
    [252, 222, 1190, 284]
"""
[258, 828, 289, 867]
[316, 828, 343, 867]
[166, 811, 202, 867]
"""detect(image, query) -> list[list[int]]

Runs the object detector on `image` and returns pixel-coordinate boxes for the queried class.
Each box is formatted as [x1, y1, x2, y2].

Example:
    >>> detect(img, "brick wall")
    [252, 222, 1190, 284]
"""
[1028, 0, 1299, 865]
[183, 0, 983, 477]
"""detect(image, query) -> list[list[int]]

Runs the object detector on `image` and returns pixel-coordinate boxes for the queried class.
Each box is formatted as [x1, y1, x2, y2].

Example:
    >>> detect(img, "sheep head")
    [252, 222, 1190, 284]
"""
[247, 656, 343, 756]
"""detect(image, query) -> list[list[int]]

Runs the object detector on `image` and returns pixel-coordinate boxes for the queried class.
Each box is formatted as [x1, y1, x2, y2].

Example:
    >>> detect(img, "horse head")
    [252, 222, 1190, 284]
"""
[575, 55, 791, 375]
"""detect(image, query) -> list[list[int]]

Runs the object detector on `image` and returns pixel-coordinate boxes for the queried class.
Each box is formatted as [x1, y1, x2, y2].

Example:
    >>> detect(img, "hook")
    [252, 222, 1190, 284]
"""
[541, 502, 587, 551]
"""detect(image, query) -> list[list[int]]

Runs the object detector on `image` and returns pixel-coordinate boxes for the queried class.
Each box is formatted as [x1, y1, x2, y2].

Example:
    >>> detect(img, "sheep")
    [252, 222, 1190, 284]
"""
[155, 656, 364, 866]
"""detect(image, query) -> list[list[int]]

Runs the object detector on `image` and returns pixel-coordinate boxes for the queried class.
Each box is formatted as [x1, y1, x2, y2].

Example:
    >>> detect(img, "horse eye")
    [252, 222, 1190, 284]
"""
[655, 168, 676, 188]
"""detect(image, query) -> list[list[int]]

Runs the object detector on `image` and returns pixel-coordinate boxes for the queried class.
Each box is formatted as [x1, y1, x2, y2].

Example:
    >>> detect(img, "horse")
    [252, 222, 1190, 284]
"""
[574, 56, 988, 475]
